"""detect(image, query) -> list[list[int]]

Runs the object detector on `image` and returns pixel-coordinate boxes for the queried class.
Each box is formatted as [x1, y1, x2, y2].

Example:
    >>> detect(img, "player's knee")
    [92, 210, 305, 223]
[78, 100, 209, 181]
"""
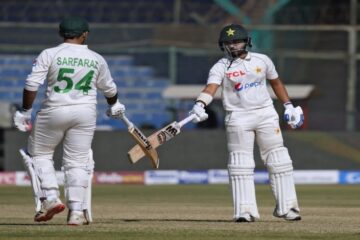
[228, 151, 255, 176]
[265, 147, 293, 174]
[32, 155, 58, 189]
[259, 138, 284, 161]
[64, 167, 89, 188]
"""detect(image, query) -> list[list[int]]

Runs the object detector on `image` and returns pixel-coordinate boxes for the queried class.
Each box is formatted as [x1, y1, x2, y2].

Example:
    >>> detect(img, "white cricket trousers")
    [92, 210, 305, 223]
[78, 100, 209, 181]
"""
[225, 105, 284, 158]
[28, 104, 97, 168]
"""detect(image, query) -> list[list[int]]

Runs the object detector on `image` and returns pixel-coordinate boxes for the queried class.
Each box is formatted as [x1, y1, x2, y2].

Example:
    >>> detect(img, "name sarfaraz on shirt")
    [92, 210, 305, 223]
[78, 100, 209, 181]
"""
[56, 57, 99, 70]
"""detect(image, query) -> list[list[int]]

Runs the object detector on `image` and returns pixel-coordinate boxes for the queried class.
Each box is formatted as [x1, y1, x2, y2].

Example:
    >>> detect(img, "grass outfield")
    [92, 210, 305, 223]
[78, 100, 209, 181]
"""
[0, 184, 359, 240]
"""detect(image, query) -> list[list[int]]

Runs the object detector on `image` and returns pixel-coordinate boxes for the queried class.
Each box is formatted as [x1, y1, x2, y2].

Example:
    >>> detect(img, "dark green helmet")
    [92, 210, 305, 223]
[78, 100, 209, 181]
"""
[218, 24, 252, 57]
[59, 16, 89, 38]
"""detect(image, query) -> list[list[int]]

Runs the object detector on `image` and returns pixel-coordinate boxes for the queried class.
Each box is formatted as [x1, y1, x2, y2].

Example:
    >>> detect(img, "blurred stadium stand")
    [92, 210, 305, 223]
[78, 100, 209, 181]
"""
[0, 0, 246, 23]
[0, 0, 350, 24]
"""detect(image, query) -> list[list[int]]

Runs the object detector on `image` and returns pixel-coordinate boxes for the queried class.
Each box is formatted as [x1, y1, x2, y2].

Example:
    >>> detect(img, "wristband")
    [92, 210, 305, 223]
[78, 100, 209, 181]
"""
[196, 92, 213, 107]
[283, 102, 294, 109]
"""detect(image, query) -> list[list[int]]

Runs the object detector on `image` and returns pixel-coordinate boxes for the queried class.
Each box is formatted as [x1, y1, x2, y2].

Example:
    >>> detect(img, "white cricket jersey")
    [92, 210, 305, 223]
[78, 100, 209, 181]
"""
[25, 43, 117, 107]
[207, 52, 279, 112]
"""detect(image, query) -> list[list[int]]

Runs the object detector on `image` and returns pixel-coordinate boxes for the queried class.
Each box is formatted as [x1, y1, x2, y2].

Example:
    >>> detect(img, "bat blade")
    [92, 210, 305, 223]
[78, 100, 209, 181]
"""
[128, 126, 159, 168]
[128, 121, 180, 164]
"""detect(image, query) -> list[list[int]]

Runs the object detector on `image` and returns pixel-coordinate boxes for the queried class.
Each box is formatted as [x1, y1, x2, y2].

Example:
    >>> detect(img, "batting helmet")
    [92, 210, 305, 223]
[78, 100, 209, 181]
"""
[218, 24, 252, 58]
[59, 16, 89, 38]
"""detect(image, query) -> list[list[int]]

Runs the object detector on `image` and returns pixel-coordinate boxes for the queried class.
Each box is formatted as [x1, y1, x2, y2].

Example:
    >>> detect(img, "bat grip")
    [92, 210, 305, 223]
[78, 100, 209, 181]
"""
[120, 114, 134, 129]
[178, 114, 197, 128]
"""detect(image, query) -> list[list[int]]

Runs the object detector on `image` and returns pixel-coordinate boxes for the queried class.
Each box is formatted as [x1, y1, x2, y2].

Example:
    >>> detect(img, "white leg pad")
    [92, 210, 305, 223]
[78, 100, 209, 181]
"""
[19, 149, 43, 212]
[83, 149, 94, 222]
[32, 155, 59, 191]
[266, 147, 299, 216]
[64, 167, 89, 211]
[228, 151, 260, 220]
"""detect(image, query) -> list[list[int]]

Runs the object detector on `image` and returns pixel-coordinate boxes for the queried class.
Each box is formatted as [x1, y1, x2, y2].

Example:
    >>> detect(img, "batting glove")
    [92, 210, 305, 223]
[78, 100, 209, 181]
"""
[190, 102, 208, 123]
[13, 109, 33, 132]
[106, 100, 126, 119]
[284, 103, 304, 129]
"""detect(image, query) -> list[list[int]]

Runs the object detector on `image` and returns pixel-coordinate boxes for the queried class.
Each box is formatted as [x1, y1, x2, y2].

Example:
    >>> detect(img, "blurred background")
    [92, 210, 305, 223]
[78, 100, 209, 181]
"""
[1, 0, 360, 184]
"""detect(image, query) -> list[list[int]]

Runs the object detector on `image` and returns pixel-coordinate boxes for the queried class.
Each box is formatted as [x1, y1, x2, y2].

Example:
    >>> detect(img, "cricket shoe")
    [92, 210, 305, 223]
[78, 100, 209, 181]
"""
[34, 198, 65, 222]
[67, 210, 89, 226]
[235, 213, 255, 223]
[273, 208, 301, 221]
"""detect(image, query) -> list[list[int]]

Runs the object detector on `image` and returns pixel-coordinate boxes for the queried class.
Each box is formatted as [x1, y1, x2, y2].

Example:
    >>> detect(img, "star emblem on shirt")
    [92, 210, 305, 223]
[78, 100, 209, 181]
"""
[255, 67, 262, 73]
[226, 28, 235, 36]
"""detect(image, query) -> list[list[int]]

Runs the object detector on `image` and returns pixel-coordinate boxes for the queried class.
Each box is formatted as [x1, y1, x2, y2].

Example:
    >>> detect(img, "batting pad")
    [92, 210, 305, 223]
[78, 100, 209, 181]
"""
[84, 149, 94, 222]
[64, 167, 89, 210]
[266, 147, 300, 216]
[20, 149, 43, 212]
[32, 156, 59, 190]
[228, 151, 260, 220]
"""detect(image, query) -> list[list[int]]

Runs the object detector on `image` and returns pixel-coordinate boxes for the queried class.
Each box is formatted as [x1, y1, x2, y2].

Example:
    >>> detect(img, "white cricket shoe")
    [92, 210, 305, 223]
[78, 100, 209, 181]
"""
[273, 208, 301, 221]
[235, 213, 255, 223]
[67, 211, 89, 226]
[34, 198, 65, 222]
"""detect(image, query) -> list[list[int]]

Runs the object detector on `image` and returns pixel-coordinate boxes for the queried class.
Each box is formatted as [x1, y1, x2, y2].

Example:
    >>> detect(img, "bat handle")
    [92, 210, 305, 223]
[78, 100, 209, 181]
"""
[177, 114, 197, 128]
[120, 114, 134, 129]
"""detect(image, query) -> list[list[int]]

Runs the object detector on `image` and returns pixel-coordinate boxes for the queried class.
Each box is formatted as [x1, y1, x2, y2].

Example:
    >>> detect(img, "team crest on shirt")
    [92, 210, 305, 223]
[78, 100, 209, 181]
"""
[255, 67, 262, 74]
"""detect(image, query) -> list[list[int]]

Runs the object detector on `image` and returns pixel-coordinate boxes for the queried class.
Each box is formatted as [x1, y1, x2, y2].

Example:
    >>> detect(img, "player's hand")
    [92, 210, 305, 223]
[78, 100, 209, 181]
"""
[13, 109, 33, 132]
[284, 103, 304, 129]
[106, 100, 126, 119]
[190, 102, 208, 123]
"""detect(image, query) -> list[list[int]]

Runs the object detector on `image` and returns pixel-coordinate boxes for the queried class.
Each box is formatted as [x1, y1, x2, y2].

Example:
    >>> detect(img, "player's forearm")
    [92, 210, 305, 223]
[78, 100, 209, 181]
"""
[196, 84, 219, 107]
[269, 79, 291, 104]
[202, 84, 219, 97]
[22, 89, 37, 110]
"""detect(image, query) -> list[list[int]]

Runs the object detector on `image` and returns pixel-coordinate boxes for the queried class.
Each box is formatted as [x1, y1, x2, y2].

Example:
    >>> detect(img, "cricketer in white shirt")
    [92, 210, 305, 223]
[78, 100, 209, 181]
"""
[189, 24, 303, 222]
[13, 16, 126, 225]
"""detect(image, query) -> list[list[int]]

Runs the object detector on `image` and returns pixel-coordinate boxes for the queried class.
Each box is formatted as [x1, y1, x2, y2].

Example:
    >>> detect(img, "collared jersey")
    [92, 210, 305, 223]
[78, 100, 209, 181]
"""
[25, 43, 117, 107]
[207, 52, 278, 111]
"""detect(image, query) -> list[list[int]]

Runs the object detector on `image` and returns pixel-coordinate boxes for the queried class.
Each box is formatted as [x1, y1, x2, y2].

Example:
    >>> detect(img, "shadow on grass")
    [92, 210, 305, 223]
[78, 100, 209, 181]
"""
[103, 218, 298, 224]
[0, 223, 63, 226]
[122, 219, 231, 223]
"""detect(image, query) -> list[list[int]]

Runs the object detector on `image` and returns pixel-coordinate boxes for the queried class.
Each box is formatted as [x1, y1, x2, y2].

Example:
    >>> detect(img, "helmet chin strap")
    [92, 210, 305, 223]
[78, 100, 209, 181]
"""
[224, 45, 247, 59]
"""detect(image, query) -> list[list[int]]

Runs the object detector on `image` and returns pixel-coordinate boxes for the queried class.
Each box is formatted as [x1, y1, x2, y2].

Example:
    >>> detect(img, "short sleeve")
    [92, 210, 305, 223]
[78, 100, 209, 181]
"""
[25, 50, 51, 91]
[95, 55, 117, 98]
[207, 59, 226, 85]
[263, 55, 279, 80]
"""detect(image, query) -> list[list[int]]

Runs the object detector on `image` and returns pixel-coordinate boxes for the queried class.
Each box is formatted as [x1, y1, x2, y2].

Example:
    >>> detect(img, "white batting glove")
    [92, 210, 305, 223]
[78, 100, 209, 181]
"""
[106, 100, 126, 119]
[284, 103, 304, 129]
[13, 109, 33, 132]
[190, 102, 208, 123]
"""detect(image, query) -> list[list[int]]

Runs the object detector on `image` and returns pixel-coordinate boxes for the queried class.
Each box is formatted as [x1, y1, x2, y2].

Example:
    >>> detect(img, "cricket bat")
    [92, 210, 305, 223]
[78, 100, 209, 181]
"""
[120, 114, 159, 169]
[127, 114, 196, 164]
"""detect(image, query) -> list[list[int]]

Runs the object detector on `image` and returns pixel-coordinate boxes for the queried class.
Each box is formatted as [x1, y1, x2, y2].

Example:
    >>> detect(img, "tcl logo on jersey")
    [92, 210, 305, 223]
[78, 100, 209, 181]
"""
[226, 70, 246, 78]
[234, 81, 263, 91]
